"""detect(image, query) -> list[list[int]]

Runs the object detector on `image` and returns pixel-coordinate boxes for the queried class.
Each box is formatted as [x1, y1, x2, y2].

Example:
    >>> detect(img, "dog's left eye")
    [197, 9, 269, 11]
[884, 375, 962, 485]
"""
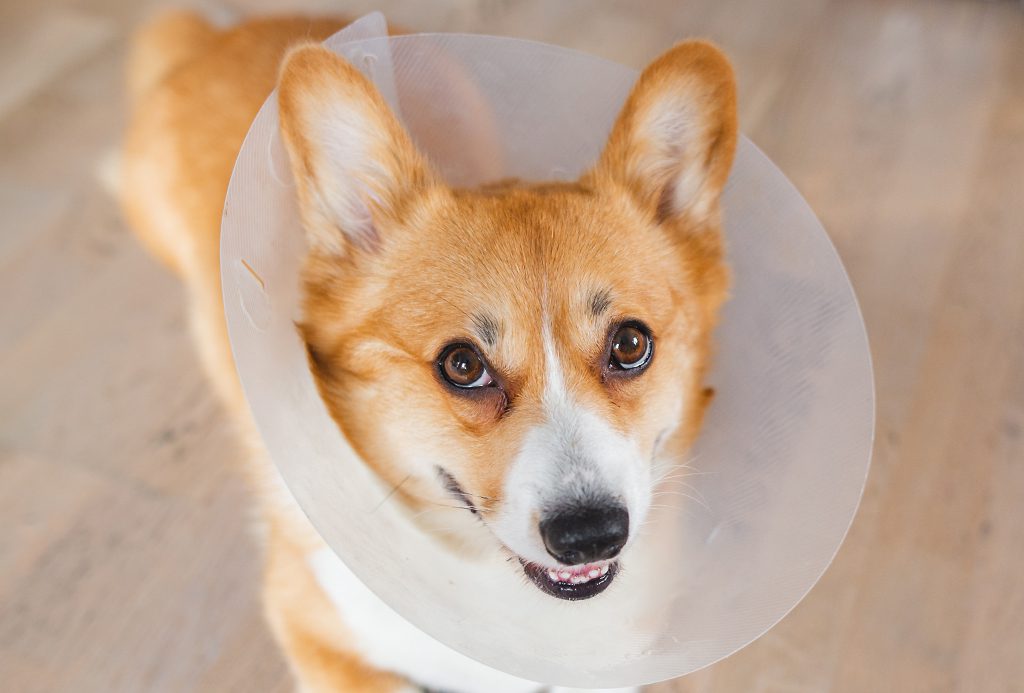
[439, 344, 495, 389]
[609, 323, 653, 372]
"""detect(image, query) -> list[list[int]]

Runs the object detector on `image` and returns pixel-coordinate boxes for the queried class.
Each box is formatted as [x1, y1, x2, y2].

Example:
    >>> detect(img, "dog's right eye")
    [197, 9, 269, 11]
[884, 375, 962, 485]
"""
[439, 344, 494, 389]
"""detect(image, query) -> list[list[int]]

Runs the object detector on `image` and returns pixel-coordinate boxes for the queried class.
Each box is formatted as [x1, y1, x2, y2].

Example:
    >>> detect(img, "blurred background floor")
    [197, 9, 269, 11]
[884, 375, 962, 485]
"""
[1, 0, 1023, 691]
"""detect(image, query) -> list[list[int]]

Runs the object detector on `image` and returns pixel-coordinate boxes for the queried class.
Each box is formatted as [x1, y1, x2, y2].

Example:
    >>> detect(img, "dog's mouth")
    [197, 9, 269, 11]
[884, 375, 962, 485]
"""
[434, 467, 621, 600]
[519, 558, 618, 600]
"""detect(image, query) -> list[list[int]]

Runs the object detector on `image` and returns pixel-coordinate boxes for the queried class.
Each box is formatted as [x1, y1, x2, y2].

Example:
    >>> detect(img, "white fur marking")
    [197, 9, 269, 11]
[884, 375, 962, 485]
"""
[489, 316, 651, 566]
[307, 548, 543, 693]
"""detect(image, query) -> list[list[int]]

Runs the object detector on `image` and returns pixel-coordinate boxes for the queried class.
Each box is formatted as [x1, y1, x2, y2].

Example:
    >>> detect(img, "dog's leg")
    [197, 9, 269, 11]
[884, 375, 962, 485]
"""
[263, 520, 415, 693]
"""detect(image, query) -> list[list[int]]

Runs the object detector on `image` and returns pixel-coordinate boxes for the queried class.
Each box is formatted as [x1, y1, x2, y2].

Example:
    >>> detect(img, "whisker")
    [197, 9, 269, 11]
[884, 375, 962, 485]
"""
[652, 482, 710, 507]
[436, 294, 473, 321]
[407, 503, 478, 522]
[656, 468, 715, 480]
[458, 491, 496, 502]
[651, 488, 710, 509]
[651, 460, 705, 480]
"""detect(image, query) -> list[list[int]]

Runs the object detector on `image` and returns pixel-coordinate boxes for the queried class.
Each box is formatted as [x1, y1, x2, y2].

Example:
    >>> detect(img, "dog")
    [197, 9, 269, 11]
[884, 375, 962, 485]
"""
[117, 10, 737, 692]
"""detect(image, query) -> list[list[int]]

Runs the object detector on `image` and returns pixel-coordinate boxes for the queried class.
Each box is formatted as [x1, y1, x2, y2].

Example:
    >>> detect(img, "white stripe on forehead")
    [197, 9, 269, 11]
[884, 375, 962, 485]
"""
[541, 310, 568, 406]
[540, 276, 577, 413]
[540, 302, 614, 498]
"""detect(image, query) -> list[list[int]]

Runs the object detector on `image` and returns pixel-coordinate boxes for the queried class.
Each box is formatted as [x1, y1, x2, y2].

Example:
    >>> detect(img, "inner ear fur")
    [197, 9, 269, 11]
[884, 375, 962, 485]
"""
[589, 40, 738, 227]
[277, 43, 437, 256]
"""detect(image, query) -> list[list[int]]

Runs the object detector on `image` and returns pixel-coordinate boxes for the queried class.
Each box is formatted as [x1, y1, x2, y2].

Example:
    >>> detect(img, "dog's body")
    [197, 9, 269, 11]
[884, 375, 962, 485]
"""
[118, 11, 736, 692]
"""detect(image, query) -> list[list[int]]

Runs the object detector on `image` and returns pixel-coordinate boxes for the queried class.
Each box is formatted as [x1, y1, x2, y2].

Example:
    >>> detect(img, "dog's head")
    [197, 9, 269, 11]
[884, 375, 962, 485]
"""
[278, 40, 737, 600]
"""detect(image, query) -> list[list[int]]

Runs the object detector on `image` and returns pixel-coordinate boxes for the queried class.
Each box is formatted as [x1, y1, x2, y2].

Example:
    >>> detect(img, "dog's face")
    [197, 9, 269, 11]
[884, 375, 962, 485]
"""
[279, 40, 737, 600]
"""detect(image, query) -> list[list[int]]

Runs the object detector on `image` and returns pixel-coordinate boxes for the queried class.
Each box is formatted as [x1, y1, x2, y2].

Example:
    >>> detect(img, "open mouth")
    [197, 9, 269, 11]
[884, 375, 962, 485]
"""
[520, 558, 618, 600]
[433, 468, 622, 601]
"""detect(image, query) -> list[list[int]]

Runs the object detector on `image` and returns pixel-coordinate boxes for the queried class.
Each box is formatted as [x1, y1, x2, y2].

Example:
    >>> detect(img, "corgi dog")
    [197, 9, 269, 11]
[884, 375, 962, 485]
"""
[118, 10, 737, 693]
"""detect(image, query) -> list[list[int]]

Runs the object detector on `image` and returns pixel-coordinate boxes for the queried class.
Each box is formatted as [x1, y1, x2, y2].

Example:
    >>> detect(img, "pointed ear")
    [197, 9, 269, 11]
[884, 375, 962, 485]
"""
[277, 44, 435, 255]
[591, 40, 738, 226]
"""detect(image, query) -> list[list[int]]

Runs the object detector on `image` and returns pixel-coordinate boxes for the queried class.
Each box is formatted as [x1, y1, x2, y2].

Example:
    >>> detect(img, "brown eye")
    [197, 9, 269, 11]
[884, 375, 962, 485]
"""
[609, 323, 653, 371]
[439, 344, 494, 389]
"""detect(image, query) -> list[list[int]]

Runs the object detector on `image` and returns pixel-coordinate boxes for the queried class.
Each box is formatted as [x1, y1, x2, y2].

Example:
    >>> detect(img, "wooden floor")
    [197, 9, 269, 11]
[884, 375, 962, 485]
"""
[2, 0, 1023, 691]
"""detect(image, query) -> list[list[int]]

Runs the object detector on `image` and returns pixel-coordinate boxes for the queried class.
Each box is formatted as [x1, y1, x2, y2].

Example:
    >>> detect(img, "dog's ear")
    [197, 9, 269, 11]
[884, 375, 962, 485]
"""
[278, 44, 436, 255]
[591, 41, 738, 227]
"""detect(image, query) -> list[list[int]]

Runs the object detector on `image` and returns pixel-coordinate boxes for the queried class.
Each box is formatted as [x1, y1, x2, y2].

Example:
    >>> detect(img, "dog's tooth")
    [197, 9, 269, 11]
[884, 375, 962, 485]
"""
[570, 575, 584, 585]
[547, 569, 559, 581]
[600, 565, 609, 576]
[558, 570, 572, 581]
[588, 568, 601, 579]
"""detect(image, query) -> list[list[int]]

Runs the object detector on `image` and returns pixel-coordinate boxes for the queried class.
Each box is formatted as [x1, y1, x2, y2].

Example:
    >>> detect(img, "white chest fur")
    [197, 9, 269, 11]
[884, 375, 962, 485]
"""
[306, 548, 638, 693]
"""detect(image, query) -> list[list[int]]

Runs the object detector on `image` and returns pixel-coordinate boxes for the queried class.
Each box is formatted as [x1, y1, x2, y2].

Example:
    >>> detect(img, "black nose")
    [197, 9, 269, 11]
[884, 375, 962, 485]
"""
[539, 504, 629, 565]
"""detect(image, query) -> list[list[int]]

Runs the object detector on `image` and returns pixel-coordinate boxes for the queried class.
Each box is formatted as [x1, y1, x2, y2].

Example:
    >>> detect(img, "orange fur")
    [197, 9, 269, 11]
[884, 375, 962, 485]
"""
[279, 42, 735, 527]
[119, 13, 736, 691]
